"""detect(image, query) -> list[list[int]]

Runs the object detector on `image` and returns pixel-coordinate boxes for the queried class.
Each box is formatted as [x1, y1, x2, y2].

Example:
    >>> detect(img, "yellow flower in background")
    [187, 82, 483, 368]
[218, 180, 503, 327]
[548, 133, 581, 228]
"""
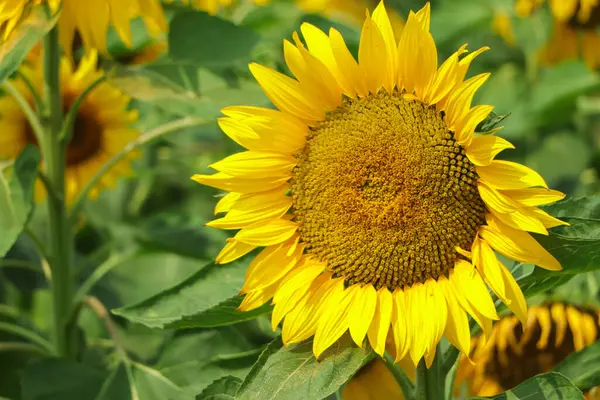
[194, 1, 567, 365]
[0, 51, 139, 203]
[511, 0, 600, 68]
[0, 0, 166, 55]
[164, 0, 269, 15]
[456, 303, 600, 398]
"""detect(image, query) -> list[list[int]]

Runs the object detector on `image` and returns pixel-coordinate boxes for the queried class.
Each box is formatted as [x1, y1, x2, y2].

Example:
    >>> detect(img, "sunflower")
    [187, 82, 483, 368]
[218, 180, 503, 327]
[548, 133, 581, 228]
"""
[0, 50, 139, 204]
[193, 1, 567, 365]
[0, 0, 166, 55]
[456, 303, 600, 398]
[510, 0, 600, 68]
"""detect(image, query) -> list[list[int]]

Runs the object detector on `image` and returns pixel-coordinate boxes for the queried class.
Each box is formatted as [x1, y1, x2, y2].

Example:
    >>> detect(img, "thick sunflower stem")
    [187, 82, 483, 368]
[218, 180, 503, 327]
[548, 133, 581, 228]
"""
[41, 26, 74, 358]
[416, 349, 444, 400]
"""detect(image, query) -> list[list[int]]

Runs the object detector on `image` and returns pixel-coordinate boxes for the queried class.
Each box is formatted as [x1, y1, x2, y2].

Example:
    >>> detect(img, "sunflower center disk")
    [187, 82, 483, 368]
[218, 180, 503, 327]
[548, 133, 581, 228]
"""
[291, 91, 486, 290]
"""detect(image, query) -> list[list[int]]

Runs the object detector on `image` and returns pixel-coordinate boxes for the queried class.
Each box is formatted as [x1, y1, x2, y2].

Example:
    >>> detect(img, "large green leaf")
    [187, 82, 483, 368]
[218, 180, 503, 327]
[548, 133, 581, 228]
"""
[0, 6, 57, 83]
[156, 329, 262, 396]
[196, 377, 241, 400]
[553, 340, 600, 392]
[113, 260, 271, 329]
[0, 146, 40, 257]
[237, 336, 371, 400]
[474, 372, 583, 399]
[168, 11, 261, 67]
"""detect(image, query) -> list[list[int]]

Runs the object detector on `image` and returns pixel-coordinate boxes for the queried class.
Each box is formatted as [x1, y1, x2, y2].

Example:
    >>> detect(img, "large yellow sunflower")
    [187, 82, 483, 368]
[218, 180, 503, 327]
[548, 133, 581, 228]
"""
[193, 1, 567, 365]
[0, 51, 139, 203]
[456, 303, 600, 398]
[0, 0, 166, 55]
[509, 0, 600, 68]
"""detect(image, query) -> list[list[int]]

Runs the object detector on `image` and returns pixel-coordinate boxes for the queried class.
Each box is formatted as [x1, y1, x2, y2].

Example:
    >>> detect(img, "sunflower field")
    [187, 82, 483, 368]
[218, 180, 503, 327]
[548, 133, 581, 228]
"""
[1, 0, 600, 399]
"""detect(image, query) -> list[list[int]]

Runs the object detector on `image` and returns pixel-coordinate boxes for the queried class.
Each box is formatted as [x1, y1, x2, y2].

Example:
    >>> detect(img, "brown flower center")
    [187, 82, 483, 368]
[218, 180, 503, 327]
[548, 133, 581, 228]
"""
[567, 2, 600, 29]
[291, 91, 486, 290]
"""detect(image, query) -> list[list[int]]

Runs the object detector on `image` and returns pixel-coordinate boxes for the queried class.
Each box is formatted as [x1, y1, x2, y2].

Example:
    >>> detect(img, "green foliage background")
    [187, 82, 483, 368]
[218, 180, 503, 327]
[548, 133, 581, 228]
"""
[1, 0, 600, 399]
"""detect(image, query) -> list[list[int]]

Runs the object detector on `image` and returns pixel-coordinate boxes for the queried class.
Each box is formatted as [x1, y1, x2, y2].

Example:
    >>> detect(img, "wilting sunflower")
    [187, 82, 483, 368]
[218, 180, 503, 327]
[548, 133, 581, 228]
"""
[456, 303, 600, 398]
[193, 1, 567, 364]
[507, 0, 600, 68]
[0, 51, 139, 204]
[0, 0, 166, 55]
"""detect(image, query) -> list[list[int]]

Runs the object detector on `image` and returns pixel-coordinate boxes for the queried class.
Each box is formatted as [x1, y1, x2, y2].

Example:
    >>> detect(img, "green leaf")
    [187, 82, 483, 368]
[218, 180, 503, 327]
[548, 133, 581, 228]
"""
[0, 146, 40, 257]
[0, 6, 57, 83]
[237, 336, 371, 400]
[113, 260, 271, 329]
[531, 61, 600, 125]
[430, 0, 491, 47]
[196, 377, 241, 400]
[553, 339, 600, 392]
[156, 329, 260, 396]
[511, 7, 553, 53]
[22, 359, 106, 400]
[168, 11, 261, 68]
[474, 372, 583, 399]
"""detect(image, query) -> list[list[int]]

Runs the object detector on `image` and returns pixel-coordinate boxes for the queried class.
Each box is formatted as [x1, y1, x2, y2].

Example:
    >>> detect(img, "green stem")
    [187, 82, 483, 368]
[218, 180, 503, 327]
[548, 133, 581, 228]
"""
[41, 26, 73, 358]
[415, 348, 444, 400]
[382, 352, 415, 400]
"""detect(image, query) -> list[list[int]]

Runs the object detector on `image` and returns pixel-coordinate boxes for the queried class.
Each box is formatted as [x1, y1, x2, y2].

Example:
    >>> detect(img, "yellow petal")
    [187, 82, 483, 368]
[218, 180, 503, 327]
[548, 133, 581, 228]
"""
[214, 192, 240, 215]
[271, 261, 325, 330]
[444, 73, 490, 131]
[423, 44, 467, 105]
[215, 239, 256, 264]
[501, 188, 565, 207]
[406, 283, 427, 364]
[367, 288, 393, 356]
[551, 303, 567, 346]
[499, 262, 527, 326]
[235, 219, 298, 246]
[423, 279, 448, 368]
[453, 260, 498, 320]
[209, 151, 296, 178]
[239, 282, 278, 311]
[242, 240, 304, 293]
[249, 63, 325, 122]
[480, 213, 562, 271]
[348, 284, 377, 348]
[207, 186, 292, 230]
[358, 14, 387, 94]
[192, 172, 291, 193]
[282, 274, 337, 343]
[313, 284, 356, 358]
[329, 28, 367, 97]
[391, 288, 410, 362]
[549, 0, 578, 22]
[531, 208, 569, 229]
[466, 135, 515, 166]
[440, 276, 471, 355]
[473, 238, 507, 301]
[476, 160, 548, 190]
[414, 3, 431, 31]
[371, 2, 398, 92]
